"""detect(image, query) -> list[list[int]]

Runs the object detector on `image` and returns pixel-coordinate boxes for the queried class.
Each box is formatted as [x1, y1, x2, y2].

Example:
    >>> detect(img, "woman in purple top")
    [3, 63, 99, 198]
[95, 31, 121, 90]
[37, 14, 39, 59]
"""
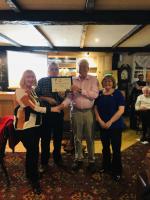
[94, 75, 125, 181]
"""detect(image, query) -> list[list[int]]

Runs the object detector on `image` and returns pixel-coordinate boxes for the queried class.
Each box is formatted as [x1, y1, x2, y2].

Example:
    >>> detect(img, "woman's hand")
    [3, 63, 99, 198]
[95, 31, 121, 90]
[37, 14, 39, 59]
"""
[51, 106, 61, 113]
[98, 119, 107, 129]
[105, 120, 113, 129]
[57, 103, 65, 110]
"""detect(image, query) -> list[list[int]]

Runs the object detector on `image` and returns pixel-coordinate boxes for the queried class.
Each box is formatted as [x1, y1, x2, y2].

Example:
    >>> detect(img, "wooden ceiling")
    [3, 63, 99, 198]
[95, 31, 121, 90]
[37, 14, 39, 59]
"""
[0, 0, 149, 53]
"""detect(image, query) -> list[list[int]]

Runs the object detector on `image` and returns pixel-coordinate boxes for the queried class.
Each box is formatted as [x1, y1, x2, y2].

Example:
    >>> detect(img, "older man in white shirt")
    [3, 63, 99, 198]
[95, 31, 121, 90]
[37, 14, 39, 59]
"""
[135, 86, 150, 142]
[60, 59, 99, 172]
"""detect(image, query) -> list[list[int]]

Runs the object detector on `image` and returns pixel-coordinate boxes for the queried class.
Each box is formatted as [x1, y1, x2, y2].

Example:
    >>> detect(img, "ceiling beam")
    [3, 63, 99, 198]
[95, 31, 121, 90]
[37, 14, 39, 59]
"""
[0, 10, 150, 25]
[34, 26, 54, 48]
[112, 25, 145, 48]
[5, 2, 54, 49]
[5, 0, 22, 12]
[80, 0, 95, 49]
[0, 33, 22, 47]
[80, 25, 88, 48]
[145, 44, 150, 48]
[85, 0, 95, 11]
[0, 46, 150, 52]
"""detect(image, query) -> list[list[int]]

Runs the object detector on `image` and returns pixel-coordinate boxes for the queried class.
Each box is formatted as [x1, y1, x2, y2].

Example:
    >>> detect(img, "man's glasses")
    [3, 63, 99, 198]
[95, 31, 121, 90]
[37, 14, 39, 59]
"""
[50, 68, 59, 72]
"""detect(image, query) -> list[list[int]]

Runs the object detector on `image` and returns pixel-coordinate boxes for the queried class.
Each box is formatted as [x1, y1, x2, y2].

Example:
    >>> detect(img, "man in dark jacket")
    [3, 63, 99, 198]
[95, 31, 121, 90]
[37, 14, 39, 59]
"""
[36, 62, 64, 171]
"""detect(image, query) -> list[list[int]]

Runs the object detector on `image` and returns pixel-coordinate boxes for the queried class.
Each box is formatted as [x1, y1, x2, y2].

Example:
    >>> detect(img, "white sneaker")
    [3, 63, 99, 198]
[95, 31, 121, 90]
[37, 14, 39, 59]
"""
[141, 141, 149, 144]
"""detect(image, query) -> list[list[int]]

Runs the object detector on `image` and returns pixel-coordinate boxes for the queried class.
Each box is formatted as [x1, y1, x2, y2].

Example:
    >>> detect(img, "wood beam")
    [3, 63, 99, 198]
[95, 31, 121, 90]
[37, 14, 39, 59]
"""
[80, 25, 88, 48]
[0, 33, 22, 47]
[5, 2, 54, 49]
[0, 46, 150, 52]
[112, 25, 145, 48]
[0, 10, 150, 25]
[85, 0, 95, 11]
[5, 0, 22, 12]
[34, 26, 54, 48]
[145, 44, 150, 48]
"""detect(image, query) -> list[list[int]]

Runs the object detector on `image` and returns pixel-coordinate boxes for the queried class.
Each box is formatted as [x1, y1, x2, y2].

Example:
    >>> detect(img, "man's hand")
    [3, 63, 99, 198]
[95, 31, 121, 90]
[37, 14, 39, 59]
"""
[58, 92, 65, 98]
[139, 106, 148, 111]
[49, 98, 57, 105]
[40, 96, 57, 105]
[71, 85, 81, 93]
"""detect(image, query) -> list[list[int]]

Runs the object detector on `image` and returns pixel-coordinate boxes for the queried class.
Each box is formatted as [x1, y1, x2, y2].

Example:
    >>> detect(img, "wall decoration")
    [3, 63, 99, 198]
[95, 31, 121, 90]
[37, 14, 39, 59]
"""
[0, 51, 8, 90]
[133, 55, 150, 82]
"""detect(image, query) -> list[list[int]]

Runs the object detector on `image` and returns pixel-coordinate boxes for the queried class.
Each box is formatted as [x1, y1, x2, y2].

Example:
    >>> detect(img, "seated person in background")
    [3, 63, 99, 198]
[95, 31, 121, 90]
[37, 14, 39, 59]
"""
[129, 74, 146, 130]
[14, 70, 59, 194]
[135, 86, 150, 142]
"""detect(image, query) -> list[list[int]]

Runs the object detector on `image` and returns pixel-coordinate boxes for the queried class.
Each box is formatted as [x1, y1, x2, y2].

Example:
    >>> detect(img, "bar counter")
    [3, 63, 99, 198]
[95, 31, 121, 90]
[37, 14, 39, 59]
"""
[0, 92, 16, 117]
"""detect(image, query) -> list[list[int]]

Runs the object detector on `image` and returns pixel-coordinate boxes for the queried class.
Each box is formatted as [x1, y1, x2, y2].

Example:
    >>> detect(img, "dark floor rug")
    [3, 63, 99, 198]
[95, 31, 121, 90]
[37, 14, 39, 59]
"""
[0, 142, 150, 200]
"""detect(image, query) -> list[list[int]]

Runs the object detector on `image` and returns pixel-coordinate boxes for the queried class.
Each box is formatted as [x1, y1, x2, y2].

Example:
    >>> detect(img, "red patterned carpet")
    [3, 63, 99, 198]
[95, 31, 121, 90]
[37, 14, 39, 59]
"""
[0, 142, 149, 200]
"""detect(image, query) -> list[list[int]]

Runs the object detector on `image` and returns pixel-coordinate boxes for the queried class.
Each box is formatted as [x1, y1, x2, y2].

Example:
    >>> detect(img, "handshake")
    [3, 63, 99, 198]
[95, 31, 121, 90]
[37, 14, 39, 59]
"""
[51, 103, 65, 113]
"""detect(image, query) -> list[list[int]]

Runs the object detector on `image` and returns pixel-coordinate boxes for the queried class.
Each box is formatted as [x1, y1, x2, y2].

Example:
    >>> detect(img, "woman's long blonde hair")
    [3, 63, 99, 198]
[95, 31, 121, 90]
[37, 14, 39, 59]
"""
[20, 70, 37, 88]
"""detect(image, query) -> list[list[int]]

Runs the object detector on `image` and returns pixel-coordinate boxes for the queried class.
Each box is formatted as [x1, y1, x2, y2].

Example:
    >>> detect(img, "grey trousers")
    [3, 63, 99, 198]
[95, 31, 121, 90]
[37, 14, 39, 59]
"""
[71, 109, 95, 162]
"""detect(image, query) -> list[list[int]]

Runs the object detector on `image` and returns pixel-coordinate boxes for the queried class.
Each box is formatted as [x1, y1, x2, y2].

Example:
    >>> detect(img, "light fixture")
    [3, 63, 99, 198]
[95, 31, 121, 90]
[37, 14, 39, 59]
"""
[95, 38, 100, 43]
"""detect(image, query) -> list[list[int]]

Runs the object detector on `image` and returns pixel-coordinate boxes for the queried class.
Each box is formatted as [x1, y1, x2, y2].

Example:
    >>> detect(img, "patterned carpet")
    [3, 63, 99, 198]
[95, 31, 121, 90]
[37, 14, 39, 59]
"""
[0, 142, 149, 200]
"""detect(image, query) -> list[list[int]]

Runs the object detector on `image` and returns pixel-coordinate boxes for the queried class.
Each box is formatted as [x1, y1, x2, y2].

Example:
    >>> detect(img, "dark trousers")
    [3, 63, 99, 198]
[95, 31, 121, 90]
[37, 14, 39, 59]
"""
[130, 106, 138, 130]
[40, 112, 64, 165]
[16, 127, 40, 183]
[140, 110, 150, 138]
[100, 128, 122, 175]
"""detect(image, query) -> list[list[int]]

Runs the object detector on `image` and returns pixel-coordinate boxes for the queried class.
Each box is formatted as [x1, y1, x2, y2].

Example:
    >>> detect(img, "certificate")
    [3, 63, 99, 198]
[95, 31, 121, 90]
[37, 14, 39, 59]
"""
[51, 76, 72, 92]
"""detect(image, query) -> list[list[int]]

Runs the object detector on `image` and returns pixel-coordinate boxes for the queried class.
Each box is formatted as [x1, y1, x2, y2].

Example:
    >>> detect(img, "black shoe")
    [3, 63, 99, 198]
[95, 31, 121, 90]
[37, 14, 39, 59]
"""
[99, 168, 105, 173]
[72, 161, 83, 171]
[99, 167, 111, 174]
[140, 136, 147, 142]
[54, 158, 65, 167]
[112, 174, 121, 182]
[147, 137, 150, 143]
[32, 182, 41, 195]
[86, 163, 96, 173]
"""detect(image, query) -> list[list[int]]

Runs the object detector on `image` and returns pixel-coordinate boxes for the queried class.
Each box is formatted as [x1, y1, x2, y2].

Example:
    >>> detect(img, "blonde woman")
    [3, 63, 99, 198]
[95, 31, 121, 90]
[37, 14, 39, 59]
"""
[14, 70, 59, 194]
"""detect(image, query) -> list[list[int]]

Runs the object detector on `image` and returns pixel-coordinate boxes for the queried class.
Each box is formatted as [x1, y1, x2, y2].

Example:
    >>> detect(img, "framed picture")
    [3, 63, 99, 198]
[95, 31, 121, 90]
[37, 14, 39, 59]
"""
[51, 76, 72, 92]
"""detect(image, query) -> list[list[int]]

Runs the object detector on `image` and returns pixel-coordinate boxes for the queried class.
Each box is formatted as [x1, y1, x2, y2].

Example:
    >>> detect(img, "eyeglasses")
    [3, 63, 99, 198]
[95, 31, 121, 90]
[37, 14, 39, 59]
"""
[50, 68, 59, 72]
